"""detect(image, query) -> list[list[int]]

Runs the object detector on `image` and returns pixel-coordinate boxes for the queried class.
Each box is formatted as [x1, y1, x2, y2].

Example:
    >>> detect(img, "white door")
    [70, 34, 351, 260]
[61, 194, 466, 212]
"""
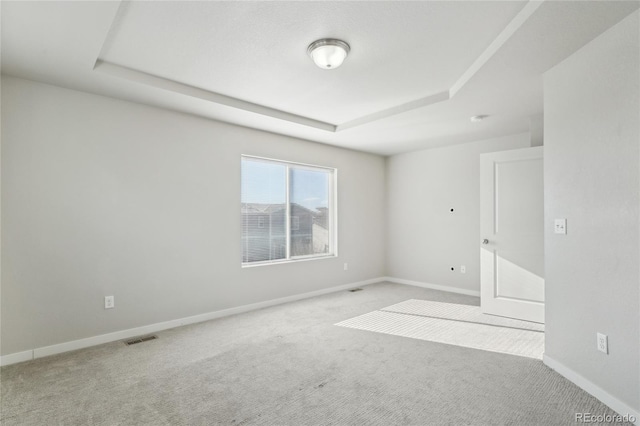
[480, 147, 544, 323]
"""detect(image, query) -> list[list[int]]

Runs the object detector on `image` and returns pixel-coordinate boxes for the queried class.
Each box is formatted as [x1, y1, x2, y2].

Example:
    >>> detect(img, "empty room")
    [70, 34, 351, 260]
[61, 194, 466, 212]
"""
[1, 1, 638, 425]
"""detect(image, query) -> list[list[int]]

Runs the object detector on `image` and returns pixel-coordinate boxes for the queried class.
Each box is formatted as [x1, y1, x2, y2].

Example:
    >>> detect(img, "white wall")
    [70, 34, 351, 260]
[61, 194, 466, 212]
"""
[0, 77, 386, 356]
[544, 11, 639, 414]
[386, 134, 531, 294]
[0, 54, 3, 361]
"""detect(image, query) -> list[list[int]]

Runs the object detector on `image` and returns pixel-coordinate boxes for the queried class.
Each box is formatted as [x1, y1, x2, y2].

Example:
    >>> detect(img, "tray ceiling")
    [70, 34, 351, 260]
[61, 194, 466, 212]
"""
[2, 1, 638, 155]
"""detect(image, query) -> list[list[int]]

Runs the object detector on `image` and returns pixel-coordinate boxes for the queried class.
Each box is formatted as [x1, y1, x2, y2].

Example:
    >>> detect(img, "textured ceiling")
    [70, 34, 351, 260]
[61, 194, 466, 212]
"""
[99, 1, 526, 124]
[2, 1, 639, 155]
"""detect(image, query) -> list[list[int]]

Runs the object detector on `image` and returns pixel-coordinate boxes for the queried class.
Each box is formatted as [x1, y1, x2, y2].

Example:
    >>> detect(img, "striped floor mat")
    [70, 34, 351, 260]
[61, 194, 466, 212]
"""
[336, 299, 544, 359]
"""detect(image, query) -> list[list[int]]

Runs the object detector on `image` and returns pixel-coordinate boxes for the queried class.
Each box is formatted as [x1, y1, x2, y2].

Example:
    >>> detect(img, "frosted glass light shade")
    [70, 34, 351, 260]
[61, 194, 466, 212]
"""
[307, 39, 350, 70]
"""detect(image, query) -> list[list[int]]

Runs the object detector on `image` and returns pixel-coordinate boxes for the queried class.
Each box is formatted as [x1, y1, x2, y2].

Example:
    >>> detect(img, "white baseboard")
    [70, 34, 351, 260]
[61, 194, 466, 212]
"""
[0, 350, 34, 366]
[1, 277, 385, 367]
[543, 354, 639, 425]
[384, 276, 481, 297]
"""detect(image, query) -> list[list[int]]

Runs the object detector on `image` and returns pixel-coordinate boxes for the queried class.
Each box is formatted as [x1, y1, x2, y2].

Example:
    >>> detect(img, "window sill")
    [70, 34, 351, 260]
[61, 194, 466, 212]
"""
[241, 254, 337, 268]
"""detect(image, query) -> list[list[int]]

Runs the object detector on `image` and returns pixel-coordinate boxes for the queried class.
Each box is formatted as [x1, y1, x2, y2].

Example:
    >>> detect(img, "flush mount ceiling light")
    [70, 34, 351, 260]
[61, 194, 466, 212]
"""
[307, 39, 350, 70]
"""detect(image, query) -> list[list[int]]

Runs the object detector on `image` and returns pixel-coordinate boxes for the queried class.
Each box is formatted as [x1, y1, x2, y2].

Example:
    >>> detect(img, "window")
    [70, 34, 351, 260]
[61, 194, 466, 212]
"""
[241, 156, 336, 265]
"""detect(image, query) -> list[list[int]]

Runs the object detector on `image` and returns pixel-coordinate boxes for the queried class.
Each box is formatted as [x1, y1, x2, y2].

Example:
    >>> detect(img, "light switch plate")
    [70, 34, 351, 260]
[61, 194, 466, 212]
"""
[554, 218, 567, 234]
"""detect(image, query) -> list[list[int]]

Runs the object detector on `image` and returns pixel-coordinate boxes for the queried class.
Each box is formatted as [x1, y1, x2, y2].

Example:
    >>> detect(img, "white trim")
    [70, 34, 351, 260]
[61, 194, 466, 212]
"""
[241, 254, 337, 268]
[240, 155, 337, 266]
[543, 354, 639, 425]
[241, 154, 335, 173]
[332, 167, 338, 257]
[284, 165, 291, 259]
[384, 276, 481, 297]
[0, 350, 34, 367]
[0, 277, 386, 367]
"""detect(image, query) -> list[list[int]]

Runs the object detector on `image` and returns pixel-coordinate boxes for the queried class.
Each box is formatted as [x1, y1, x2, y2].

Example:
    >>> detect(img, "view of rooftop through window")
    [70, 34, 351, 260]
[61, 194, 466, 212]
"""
[241, 157, 335, 264]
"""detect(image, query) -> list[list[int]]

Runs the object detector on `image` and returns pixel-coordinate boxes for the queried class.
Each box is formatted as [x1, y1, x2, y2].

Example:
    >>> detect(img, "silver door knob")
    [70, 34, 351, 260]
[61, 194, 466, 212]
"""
[482, 239, 489, 244]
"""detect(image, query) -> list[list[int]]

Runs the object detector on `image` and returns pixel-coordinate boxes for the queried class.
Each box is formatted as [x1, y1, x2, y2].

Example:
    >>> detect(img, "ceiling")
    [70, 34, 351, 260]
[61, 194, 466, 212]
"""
[2, 1, 638, 156]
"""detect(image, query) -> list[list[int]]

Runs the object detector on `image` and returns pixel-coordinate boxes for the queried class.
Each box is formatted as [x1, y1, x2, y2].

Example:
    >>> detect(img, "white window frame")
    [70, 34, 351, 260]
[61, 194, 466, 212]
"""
[241, 155, 338, 267]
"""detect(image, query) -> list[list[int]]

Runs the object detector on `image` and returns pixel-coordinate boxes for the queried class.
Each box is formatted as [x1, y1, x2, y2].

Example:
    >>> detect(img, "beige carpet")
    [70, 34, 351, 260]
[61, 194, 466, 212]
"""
[336, 299, 544, 359]
[0, 282, 628, 425]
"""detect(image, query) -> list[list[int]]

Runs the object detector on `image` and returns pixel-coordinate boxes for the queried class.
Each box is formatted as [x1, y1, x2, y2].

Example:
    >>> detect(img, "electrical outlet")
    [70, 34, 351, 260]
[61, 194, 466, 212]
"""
[343, 263, 348, 271]
[597, 333, 608, 354]
[104, 295, 115, 309]
[460, 265, 466, 274]
[554, 218, 567, 234]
